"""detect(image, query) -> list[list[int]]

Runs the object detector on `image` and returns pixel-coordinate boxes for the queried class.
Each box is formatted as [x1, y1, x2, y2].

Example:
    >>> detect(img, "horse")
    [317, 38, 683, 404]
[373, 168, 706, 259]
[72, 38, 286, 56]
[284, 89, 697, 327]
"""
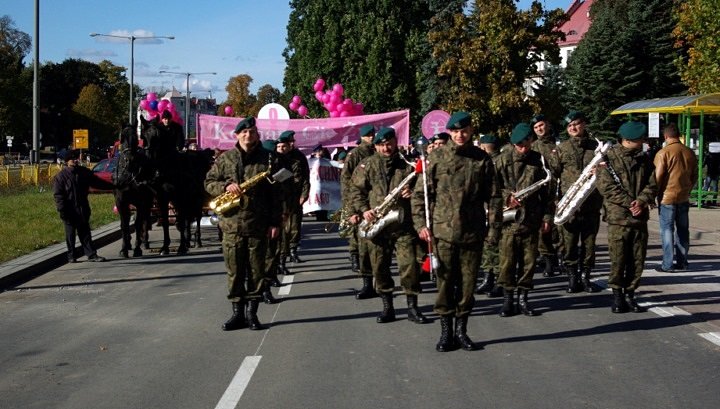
[140, 116, 212, 255]
[113, 124, 155, 258]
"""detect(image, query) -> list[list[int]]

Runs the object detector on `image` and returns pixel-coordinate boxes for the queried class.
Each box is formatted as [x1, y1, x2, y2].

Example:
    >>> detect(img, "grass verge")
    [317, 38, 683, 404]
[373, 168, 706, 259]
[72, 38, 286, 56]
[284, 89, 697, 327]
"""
[0, 186, 117, 264]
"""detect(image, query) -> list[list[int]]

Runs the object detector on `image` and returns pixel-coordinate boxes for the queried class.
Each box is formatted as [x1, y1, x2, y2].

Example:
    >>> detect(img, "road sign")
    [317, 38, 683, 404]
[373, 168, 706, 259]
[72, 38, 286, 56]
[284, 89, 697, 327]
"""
[73, 129, 89, 149]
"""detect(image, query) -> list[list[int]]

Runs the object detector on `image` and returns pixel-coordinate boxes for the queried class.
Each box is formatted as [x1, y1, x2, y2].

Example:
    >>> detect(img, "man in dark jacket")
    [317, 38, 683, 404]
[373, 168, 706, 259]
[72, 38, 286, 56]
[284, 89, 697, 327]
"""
[53, 150, 114, 263]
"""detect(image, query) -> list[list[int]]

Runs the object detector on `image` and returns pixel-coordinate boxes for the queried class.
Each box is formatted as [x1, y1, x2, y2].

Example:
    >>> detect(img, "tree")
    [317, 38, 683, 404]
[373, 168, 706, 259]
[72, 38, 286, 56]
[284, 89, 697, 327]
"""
[72, 84, 116, 148]
[564, 0, 685, 138]
[251, 84, 282, 114]
[530, 64, 568, 129]
[429, 0, 567, 135]
[0, 16, 32, 146]
[673, 0, 720, 93]
[224, 74, 257, 117]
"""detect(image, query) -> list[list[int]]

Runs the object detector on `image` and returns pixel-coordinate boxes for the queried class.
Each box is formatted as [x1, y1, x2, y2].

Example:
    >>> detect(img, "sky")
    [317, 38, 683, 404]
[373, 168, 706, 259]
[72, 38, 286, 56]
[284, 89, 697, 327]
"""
[5, 0, 571, 104]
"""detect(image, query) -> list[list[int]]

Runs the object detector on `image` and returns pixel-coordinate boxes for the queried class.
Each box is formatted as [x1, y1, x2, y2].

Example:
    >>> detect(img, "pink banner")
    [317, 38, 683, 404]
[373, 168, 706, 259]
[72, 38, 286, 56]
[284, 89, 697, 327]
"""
[197, 110, 410, 152]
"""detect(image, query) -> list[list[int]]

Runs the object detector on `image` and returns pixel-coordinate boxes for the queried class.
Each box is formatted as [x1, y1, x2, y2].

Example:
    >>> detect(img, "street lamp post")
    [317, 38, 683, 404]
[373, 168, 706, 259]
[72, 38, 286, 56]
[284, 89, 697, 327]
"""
[90, 32, 174, 124]
[158, 71, 216, 141]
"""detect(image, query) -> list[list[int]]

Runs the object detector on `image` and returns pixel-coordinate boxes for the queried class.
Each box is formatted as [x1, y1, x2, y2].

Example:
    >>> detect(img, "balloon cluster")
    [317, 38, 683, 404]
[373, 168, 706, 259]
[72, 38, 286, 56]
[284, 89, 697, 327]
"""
[288, 95, 308, 117]
[312, 78, 364, 118]
[139, 92, 182, 123]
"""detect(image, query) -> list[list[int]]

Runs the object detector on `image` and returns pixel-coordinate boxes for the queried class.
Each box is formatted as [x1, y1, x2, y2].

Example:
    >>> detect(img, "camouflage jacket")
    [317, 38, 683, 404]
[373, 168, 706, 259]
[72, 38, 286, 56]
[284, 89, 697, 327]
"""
[204, 142, 282, 236]
[286, 148, 310, 201]
[557, 135, 603, 214]
[349, 152, 417, 235]
[341, 142, 375, 211]
[597, 145, 657, 227]
[494, 149, 554, 232]
[411, 139, 500, 244]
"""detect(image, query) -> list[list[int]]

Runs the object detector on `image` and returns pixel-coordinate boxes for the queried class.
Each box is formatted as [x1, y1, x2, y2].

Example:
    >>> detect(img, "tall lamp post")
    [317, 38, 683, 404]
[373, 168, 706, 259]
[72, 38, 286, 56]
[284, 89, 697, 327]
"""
[158, 71, 216, 140]
[90, 32, 175, 124]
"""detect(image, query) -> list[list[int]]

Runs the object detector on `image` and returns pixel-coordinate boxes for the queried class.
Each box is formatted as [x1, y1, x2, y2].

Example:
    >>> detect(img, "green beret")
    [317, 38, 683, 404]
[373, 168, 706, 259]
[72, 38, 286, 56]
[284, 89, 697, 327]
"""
[234, 116, 256, 133]
[531, 114, 546, 126]
[416, 135, 431, 147]
[434, 132, 450, 141]
[479, 134, 498, 145]
[359, 124, 375, 137]
[618, 121, 647, 140]
[278, 130, 295, 143]
[373, 127, 396, 144]
[261, 139, 277, 152]
[337, 151, 347, 160]
[564, 110, 586, 125]
[510, 123, 534, 144]
[446, 111, 472, 130]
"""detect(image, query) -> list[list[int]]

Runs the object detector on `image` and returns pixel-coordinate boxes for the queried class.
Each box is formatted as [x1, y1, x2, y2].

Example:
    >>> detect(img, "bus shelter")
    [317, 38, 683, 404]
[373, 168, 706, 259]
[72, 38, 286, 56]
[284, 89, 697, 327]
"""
[611, 93, 720, 208]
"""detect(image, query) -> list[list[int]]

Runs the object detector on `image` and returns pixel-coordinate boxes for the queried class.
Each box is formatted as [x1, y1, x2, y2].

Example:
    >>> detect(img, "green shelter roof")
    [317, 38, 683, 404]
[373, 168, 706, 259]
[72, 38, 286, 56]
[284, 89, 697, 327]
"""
[611, 93, 720, 115]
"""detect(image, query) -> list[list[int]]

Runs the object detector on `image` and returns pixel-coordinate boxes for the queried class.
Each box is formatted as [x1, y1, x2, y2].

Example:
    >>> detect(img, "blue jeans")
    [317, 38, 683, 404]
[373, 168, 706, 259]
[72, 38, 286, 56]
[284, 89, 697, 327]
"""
[658, 202, 690, 269]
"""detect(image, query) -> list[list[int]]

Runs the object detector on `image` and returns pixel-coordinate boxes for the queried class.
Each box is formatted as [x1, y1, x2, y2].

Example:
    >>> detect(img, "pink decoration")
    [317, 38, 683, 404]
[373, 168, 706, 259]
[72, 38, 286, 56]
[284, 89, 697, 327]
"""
[298, 105, 308, 117]
[332, 83, 344, 96]
[315, 90, 324, 101]
[147, 92, 157, 101]
[314, 78, 326, 91]
[224, 105, 234, 116]
[329, 110, 340, 118]
[139, 100, 149, 110]
[322, 94, 331, 104]
[158, 99, 169, 112]
[289, 101, 299, 111]
[292, 95, 302, 104]
[330, 93, 340, 104]
[340, 111, 350, 117]
[149, 100, 159, 111]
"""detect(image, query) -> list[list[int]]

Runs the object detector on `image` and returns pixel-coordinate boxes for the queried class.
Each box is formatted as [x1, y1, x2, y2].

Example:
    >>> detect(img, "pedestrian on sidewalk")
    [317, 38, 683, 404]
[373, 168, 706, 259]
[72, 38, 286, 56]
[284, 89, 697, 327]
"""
[52, 149, 114, 263]
[653, 123, 698, 272]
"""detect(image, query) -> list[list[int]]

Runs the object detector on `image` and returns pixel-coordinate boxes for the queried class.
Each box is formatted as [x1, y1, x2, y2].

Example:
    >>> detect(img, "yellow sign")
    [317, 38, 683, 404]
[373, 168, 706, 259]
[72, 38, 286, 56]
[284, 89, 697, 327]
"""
[73, 129, 89, 149]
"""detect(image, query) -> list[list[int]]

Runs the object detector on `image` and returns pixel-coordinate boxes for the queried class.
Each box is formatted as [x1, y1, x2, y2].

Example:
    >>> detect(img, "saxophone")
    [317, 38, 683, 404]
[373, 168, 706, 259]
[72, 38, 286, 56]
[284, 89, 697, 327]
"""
[358, 170, 417, 239]
[209, 168, 293, 216]
[554, 139, 612, 225]
[503, 155, 553, 222]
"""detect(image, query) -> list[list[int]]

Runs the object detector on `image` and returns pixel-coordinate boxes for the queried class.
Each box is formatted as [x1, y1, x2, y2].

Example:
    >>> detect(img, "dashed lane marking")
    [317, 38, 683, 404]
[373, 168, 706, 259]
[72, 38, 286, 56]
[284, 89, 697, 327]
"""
[214, 355, 262, 409]
[698, 332, 720, 347]
[277, 275, 294, 296]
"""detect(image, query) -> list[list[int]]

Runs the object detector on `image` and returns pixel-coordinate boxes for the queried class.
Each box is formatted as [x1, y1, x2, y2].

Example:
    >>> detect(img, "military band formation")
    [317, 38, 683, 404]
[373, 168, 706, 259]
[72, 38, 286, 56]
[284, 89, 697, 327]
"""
[204, 110, 660, 352]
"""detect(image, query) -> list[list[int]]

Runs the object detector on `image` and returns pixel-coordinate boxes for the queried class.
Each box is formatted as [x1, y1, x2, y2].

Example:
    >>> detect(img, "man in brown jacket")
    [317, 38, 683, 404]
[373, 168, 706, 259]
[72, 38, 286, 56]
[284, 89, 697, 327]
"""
[653, 123, 698, 272]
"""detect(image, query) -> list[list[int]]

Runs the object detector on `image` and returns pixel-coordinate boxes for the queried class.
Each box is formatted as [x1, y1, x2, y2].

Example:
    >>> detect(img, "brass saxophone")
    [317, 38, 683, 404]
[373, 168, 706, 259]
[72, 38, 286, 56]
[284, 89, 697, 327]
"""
[358, 170, 417, 239]
[324, 206, 353, 238]
[554, 139, 612, 225]
[503, 155, 553, 222]
[209, 170, 272, 215]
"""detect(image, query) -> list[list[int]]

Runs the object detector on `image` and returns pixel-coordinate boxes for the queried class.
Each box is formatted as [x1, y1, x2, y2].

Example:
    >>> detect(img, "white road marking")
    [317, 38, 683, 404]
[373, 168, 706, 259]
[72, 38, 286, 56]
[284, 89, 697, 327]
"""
[214, 355, 262, 409]
[277, 275, 294, 295]
[698, 332, 720, 347]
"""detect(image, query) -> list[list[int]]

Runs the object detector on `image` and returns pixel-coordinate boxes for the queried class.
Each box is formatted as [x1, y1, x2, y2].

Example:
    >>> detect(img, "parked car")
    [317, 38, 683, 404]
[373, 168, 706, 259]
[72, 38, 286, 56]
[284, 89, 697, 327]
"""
[90, 157, 117, 193]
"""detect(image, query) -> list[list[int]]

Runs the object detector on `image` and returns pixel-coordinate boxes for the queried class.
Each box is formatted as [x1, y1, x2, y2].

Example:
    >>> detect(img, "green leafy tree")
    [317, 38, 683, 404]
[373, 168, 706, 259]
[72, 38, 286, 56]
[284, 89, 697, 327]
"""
[530, 64, 568, 130]
[429, 0, 567, 135]
[251, 84, 282, 114]
[673, 0, 720, 93]
[72, 84, 116, 148]
[0, 16, 32, 147]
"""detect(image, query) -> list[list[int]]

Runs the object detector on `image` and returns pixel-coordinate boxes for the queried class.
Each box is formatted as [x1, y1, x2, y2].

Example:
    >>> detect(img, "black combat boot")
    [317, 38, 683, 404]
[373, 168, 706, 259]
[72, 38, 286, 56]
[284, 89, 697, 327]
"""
[566, 265, 583, 293]
[475, 271, 495, 294]
[538, 255, 553, 277]
[611, 288, 629, 313]
[246, 299, 267, 330]
[500, 289, 516, 317]
[355, 276, 377, 300]
[518, 289, 536, 316]
[436, 315, 455, 352]
[406, 295, 430, 324]
[289, 247, 302, 263]
[486, 279, 504, 298]
[582, 267, 597, 293]
[262, 289, 278, 304]
[624, 290, 647, 313]
[222, 302, 247, 331]
[454, 315, 477, 351]
[350, 253, 360, 272]
[377, 292, 396, 323]
[279, 256, 292, 275]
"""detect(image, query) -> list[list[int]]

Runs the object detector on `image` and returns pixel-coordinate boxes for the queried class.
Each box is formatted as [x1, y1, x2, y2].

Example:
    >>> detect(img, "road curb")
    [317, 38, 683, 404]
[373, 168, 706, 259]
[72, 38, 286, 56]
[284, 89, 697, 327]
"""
[0, 221, 122, 292]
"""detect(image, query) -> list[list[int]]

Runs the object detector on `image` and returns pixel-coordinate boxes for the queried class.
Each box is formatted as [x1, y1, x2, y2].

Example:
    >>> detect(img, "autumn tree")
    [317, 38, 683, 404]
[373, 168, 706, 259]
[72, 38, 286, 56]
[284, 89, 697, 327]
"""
[251, 84, 282, 114]
[673, 0, 720, 93]
[429, 0, 567, 135]
[224, 74, 257, 117]
[72, 84, 116, 148]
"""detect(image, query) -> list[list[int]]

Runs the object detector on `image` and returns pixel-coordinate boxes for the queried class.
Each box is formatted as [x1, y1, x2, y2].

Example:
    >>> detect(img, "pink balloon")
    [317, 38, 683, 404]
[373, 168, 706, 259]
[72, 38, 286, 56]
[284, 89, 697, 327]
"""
[292, 95, 302, 104]
[332, 83, 344, 96]
[158, 100, 169, 112]
[322, 94, 331, 104]
[324, 102, 336, 112]
[313, 82, 324, 92]
[297, 105, 308, 117]
[315, 78, 326, 89]
[139, 100, 149, 110]
[330, 93, 340, 104]
[315, 90, 324, 101]
[289, 101, 299, 111]
[340, 111, 350, 117]
[167, 102, 175, 110]
[329, 110, 340, 118]
[224, 105, 234, 116]
[147, 92, 157, 102]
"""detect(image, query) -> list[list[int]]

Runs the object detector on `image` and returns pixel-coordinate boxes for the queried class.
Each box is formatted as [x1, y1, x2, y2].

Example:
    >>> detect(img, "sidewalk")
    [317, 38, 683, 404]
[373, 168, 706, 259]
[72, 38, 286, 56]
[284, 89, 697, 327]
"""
[645, 205, 720, 245]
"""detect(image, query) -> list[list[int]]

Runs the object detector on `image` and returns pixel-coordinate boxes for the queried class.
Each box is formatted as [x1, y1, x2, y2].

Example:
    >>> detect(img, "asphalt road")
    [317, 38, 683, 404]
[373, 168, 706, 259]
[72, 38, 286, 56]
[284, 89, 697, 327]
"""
[1, 220, 719, 409]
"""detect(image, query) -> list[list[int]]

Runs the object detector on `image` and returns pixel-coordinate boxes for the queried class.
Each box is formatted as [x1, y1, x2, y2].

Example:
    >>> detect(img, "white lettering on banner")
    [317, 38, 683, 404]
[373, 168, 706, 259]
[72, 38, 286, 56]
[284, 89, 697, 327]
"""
[303, 157, 342, 214]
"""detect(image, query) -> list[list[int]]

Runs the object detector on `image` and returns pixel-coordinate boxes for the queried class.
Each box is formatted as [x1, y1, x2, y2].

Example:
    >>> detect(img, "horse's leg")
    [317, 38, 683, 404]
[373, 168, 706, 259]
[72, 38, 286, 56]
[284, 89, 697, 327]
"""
[132, 201, 147, 257]
[194, 215, 203, 248]
[116, 194, 131, 258]
[158, 196, 171, 255]
[176, 210, 189, 255]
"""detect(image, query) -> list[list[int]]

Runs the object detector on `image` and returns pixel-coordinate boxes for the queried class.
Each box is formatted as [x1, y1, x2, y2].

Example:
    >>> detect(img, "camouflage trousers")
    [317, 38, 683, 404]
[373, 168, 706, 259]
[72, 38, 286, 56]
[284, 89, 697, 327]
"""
[434, 239, 482, 317]
[264, 235, 281, 283]
[366, 233, 421, 295]
[280, 203, 303, 255]
[538, 222, 562, 257]
[560, 211, 600, 269]
[481, 241, 499, 275]
[498, 225, 539, 290]
[348, 224, 359, 255]
[356, 228, 372, 278]
[222, 233, 267, 303]
[607, 223, 648, 291]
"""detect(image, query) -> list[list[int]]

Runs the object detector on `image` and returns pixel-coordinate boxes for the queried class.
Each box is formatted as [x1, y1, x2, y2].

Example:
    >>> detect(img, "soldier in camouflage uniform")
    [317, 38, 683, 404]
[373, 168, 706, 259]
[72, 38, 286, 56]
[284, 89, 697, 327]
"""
[341, 125, 377, 298]
[530, 114, 563, 277]
[283, 132, 310, 263]
[556, 111, 602, 293]
[259, 138, 284, 305]
[596, 121, 657, 313]
[476, 134, 504, 297]
[349, 128, 429, 324]
[412, 112, 500, 352]
[494, 123, 554, 317]
[205, 117, 282, 331]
